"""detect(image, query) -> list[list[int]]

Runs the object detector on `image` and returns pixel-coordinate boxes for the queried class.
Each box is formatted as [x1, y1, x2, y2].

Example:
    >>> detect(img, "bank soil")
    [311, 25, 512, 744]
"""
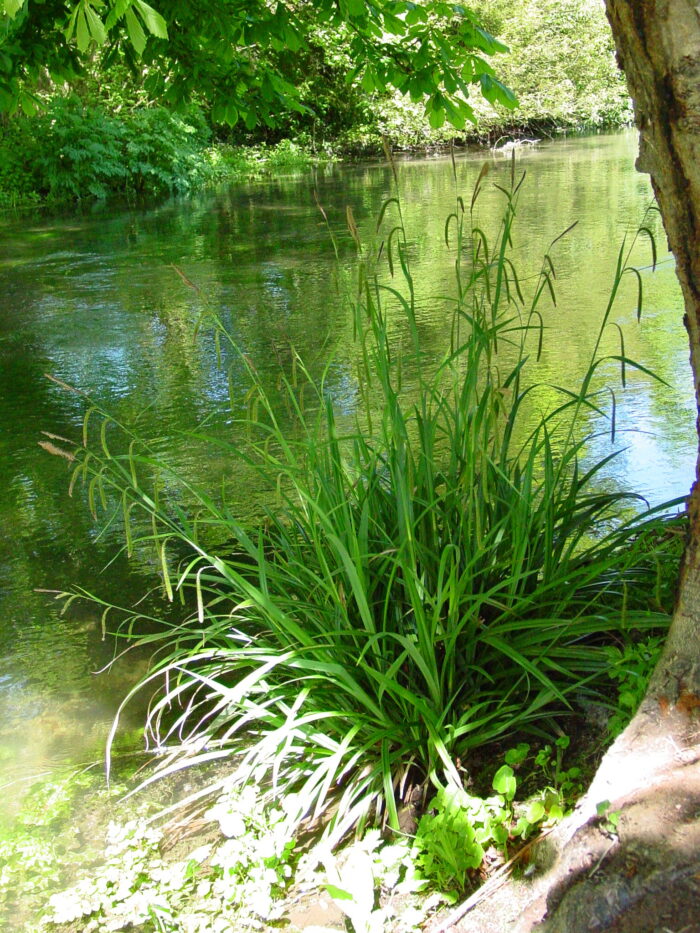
[435, 754, 700, 933]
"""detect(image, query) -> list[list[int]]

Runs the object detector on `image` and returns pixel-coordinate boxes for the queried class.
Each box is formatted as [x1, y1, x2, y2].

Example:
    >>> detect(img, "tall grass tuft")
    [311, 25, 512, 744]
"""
[53, 167, 679, 843]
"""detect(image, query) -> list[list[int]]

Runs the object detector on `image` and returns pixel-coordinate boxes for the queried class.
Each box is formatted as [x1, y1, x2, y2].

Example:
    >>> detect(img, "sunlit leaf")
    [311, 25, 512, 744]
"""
[134, 0, 168, 39]
[125, 6, 147, 54]
[2, 0, 25, 18]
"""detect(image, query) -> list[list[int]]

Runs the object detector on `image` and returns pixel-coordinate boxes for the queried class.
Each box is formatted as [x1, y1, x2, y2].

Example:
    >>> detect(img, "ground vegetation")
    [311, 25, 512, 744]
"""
[26, 165, 684, 929]
[2, 0, 698, 929]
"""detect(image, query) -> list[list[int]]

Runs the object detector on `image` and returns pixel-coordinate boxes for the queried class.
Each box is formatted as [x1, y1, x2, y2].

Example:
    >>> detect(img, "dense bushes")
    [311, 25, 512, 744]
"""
[472, 0, 631, 132]
[0, 98, 323, 205]
[0, 98, 212, 202]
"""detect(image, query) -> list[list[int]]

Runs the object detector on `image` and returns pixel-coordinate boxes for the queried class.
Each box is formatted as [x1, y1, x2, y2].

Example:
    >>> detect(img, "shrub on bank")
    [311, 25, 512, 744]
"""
[0, 98, 212, 202]
[0, 100, 328, 206]
[46, 167, 679, 853]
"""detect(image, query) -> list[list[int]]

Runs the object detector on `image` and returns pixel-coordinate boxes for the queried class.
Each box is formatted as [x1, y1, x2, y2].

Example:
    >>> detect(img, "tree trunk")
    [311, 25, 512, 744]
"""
[442, 5, 700, 931]
[587, 0, 700, 795]
[523, 2, 700, 926]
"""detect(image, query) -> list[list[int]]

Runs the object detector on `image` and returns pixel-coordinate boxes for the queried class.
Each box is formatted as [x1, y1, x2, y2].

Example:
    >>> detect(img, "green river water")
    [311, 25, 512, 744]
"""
[0, 129, 694, 826]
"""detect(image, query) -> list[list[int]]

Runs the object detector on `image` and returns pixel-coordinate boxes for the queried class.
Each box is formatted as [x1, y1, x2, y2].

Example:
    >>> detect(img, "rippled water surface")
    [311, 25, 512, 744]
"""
[0, 129, 695, 789]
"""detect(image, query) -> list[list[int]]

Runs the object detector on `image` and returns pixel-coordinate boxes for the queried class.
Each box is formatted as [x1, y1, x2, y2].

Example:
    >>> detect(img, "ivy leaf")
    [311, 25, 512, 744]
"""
[549, 803, 564, 821]
[526, 799, 545, 823]
[505, 743, 530, 766]
[492, 764, 517, 801]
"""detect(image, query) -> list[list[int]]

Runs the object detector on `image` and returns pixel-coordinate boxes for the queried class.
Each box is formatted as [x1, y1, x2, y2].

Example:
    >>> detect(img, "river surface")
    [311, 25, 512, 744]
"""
[0, 129, 695, 804]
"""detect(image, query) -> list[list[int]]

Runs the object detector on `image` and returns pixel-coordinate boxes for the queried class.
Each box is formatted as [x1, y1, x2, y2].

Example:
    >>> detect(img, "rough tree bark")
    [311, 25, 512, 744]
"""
[583, 0, 700, 801]
[530, 1, 700, 926]
[444, 4, 700, 931]
[607, 0, 700, 710]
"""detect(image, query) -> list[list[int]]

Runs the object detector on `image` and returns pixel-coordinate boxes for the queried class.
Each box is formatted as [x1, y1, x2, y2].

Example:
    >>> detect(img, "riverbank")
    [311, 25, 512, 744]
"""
[1, 130, 691, 931]
[0, 100, 632, 211]
[0, 0, 631, 210]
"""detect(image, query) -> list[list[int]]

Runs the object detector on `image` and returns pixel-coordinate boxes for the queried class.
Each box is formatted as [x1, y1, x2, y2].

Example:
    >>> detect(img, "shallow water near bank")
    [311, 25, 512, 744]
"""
[0, 129, 695, 921]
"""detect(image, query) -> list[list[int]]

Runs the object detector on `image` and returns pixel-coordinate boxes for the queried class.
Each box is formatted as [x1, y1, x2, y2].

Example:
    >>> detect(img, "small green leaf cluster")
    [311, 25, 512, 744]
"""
[409, 749, 576, 899]
[43, 785, 298, 932]
[603, 635, 665, 738]
[202, 785, 297, 920]
[532, 736, 582, 797]
[0, 766, 129, 929]
[407, 734, 593, 899]
[595, 799, 621, 836]
[312, 830, 439, 932]
[510, 740, 579, 837]
[412, 775, 514, 897]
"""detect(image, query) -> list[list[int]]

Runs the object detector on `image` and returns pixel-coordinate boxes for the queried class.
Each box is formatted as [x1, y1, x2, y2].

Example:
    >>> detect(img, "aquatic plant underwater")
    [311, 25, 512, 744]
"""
[47, 160, 682, 854]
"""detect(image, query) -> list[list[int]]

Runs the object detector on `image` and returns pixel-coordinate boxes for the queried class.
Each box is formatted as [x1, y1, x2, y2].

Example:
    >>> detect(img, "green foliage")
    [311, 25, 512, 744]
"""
[33, 98, 129, 200]
[533, 735, 582, 795]
[348, 0, 631, 151]
[0, 96, 214, 200]
[0, 0, 632, 197]
[471, 0, 631, 131]
[595, 799, 621, 835]
[0, 102, 326, 204]
[0, 114, 41, 204]
[204, 785, 297, 918]
[47, 172, 678, 851]
[604, 635, 665, 738]
[204, 139, 328, 183]
[0, 765, 134, 927]
[0, 0, 511, 134]
[411, 742, 578, 896]
[413, 777, 511, 897]
[45, 786, 298, 931]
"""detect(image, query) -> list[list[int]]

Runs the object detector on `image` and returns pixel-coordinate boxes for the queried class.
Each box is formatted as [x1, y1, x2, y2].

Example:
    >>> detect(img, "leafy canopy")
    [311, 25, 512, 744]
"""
[0, 0, 516, 126]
